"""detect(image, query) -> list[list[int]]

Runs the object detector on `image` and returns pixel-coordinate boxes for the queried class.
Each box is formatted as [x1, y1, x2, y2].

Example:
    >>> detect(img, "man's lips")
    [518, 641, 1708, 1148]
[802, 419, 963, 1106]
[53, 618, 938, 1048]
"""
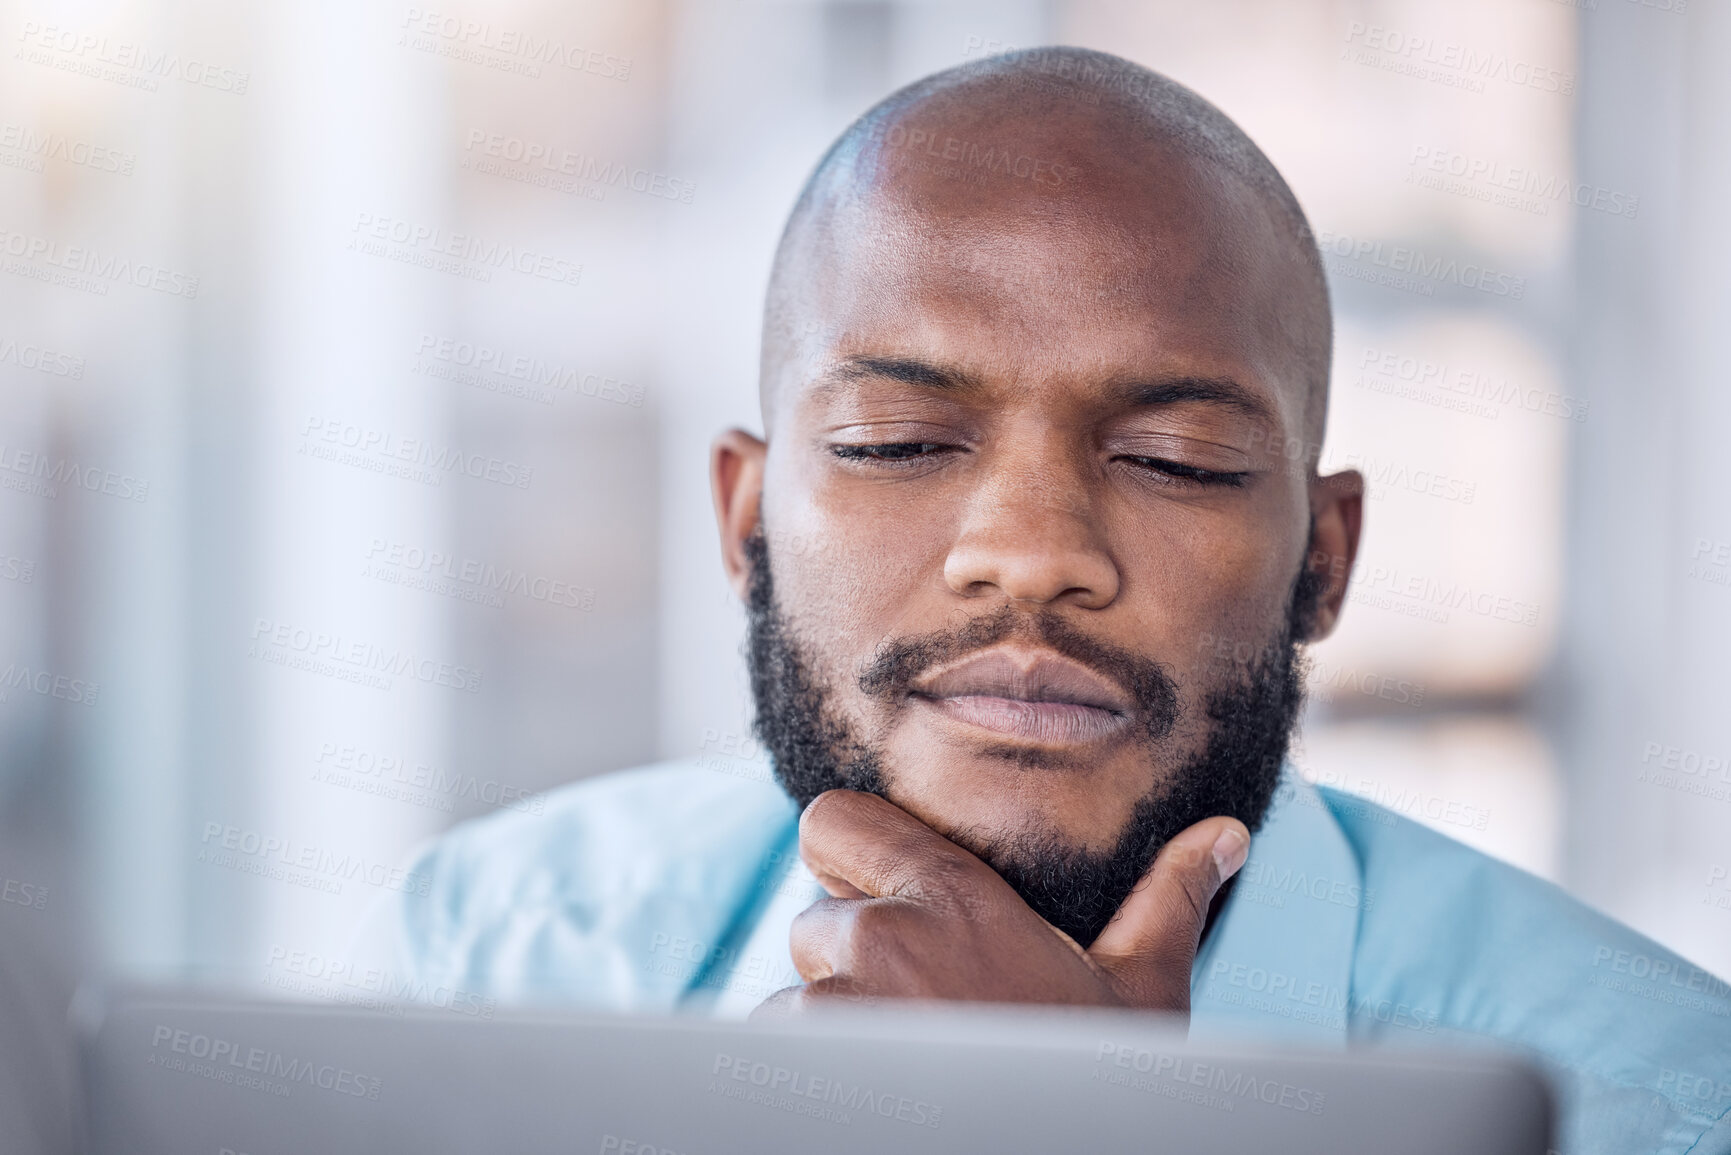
[908, 647, 1134, 745]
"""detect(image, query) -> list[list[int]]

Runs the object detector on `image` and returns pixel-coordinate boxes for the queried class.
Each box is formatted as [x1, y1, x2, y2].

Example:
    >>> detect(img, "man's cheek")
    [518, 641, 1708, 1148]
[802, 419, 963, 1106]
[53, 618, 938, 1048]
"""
[768, 526, 944, 649]
[1186, 619, 1290, 682]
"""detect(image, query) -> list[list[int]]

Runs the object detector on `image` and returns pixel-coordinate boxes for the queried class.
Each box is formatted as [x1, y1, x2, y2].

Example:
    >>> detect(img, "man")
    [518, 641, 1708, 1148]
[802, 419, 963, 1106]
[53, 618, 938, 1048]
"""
[364, 48, 1731, 1154]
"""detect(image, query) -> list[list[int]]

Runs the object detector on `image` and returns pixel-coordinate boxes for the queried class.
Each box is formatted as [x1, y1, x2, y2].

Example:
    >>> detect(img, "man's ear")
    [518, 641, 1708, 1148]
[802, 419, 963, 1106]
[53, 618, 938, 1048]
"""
[712, 428, 768, 602]
[1303, 469, 1365, 642]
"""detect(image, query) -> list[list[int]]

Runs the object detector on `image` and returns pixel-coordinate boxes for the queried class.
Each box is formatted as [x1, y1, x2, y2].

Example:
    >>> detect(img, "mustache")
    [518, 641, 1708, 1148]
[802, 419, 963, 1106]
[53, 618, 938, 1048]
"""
[854, 604, 1181, 744]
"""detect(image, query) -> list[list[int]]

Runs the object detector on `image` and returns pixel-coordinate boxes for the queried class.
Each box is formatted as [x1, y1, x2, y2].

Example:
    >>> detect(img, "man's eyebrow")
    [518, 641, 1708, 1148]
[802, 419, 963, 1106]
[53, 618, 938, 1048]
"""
[813, 359, 1278, 424]
[820, 355, 984, 392]
[1114, 376, 1277, 424]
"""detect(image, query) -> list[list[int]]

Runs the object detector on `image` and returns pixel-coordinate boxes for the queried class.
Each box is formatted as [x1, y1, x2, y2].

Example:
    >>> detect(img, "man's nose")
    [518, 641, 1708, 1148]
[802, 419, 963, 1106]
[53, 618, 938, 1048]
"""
[942, 466, 1120, 609]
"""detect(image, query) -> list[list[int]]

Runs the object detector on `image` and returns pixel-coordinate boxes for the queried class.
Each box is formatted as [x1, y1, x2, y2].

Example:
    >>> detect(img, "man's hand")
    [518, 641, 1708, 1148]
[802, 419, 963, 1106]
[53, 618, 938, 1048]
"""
[752, 790, 1249, 1020]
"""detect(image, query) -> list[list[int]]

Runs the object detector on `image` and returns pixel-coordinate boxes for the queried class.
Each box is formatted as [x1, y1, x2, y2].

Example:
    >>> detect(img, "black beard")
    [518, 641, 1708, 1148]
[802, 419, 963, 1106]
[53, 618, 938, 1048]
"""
[743, 527, 1319, 947]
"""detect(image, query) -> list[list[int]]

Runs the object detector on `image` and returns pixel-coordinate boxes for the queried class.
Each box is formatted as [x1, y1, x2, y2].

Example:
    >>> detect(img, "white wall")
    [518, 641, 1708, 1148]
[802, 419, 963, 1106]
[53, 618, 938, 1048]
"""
[1561, 0, 1731, 975]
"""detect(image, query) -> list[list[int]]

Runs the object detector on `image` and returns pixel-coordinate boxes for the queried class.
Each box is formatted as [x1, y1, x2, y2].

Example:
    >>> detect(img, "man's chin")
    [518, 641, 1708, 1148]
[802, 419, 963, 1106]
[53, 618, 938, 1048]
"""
[854, 731, 1203, 945]
[924, 796, 1164, 948]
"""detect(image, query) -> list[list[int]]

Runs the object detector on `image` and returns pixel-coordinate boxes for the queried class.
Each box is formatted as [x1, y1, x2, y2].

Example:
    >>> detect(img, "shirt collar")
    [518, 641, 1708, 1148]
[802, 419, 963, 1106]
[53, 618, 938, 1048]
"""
[1188, 769, 1362, 1046]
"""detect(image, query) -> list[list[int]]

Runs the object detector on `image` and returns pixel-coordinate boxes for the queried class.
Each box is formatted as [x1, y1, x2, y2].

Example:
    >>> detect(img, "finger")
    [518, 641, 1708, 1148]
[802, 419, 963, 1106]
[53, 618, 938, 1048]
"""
[788, 896, 850, 983]
[1087, 815, 1250, 1010]
[798, 789, 1001, 908]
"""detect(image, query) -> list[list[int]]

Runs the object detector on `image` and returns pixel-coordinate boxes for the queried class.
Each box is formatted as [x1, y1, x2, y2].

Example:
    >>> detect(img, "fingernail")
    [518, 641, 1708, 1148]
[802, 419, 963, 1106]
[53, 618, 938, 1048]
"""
[1211, 827, 1249, 882]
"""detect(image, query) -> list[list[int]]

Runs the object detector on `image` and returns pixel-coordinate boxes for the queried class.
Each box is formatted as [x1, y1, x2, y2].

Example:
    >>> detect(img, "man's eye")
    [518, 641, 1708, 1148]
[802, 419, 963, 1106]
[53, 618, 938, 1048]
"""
[831, 442, 949, 462]
[1119, 455, 1249, 488]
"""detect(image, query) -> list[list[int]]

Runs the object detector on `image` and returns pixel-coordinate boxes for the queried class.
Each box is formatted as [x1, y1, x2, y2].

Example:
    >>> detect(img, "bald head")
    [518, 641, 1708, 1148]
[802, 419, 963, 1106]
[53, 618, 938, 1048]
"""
[760, 46, 1331, 449]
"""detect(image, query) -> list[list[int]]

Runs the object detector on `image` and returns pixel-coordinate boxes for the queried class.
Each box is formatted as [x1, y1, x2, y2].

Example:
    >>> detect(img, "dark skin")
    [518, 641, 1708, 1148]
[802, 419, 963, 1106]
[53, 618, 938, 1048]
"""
[711, 90, 1363, 1021]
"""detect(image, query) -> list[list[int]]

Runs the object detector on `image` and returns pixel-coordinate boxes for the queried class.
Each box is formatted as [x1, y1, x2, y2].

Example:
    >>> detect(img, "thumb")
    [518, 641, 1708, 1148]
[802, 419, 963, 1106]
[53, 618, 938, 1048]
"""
[1087, 816, 1250, 1012]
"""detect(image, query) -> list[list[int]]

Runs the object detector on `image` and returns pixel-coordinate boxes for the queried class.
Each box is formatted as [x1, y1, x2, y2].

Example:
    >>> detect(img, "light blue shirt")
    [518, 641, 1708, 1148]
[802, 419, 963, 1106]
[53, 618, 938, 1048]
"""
[360, 756, 1731, 1154]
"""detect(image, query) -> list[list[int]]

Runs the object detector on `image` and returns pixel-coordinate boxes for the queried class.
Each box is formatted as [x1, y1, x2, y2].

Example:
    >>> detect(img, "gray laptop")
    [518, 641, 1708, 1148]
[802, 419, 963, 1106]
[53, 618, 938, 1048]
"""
[75, 987, 1553, 1154]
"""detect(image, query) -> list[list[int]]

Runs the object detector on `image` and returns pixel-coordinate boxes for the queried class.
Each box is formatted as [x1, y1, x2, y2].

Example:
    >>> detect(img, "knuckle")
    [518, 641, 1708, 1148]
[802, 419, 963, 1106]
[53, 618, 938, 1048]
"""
[902, 856, 971, 898]
[847, 898, 906, 940]
[950, 887, 994, 925]
[842, 899, 926, 973]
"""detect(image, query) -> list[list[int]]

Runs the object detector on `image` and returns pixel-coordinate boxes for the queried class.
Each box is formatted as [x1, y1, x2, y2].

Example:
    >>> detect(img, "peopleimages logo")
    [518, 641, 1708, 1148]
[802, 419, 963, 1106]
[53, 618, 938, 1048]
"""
[1306, 659, 1426, 711]
[709, 1053, 943, 1129]
[1356, 346, 1588, 423]
[0, 335, 84, 378]
[348, 212, 582, 288]
[1341, 21, 1575, 96]
[0, 122, 135, 176]
[398, 8, 632, 81]
[364, 537, 594, 612]
[299, 417, 534, 490]
[869, 121, 1080, 189]
[1304, 766, 1491, 833]
[248, 617, 483, 694]
[462, 130, 696, 205]
[0, 225, 199, 298]
[0, 662, 99, 706]
[1094, 1042, 1327, 1116]
[1587, 945, 1731, 1014]
[1324, 450, 1478, 506]
[148, 1025, 381, 1100]
[1203, 959, 1440, 1033]
[0, 443, 149, 502]
[265, 944, 498, 1019]
[198, 820, 434, 898]
[15, 21, 251, 94]
[1407, 144, 1639, 220]
[644, 932, 800, 1001]
[1315, 229, 1526, 300]
[1705, 866, 1731, 915]
[1, 876, 48, 911]
[1345, 563, 1541, 628]
[1239, 859, 1375, 912]
[1636, 739, 1731, 805]
[414, 334, 644, 408]
[1688, 538, 1731, 592]
[312, 741, 546, 816]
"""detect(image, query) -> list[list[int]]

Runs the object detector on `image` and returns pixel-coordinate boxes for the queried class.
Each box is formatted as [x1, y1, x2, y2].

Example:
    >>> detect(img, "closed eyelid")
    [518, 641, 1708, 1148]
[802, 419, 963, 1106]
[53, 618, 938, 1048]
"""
[1109, 433, 1255, 470]
[1118, 455, 1250, 487]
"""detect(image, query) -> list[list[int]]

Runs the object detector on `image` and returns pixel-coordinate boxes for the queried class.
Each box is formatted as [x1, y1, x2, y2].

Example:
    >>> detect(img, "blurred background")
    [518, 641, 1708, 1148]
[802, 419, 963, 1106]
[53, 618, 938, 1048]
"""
[2, 0, 1727, 1059]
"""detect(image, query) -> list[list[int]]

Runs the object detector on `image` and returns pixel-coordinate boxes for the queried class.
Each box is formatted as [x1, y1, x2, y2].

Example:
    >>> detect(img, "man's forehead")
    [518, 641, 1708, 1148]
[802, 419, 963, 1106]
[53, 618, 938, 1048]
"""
[827, 111, 1267, 277]
[777, 176, 1306, 431]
